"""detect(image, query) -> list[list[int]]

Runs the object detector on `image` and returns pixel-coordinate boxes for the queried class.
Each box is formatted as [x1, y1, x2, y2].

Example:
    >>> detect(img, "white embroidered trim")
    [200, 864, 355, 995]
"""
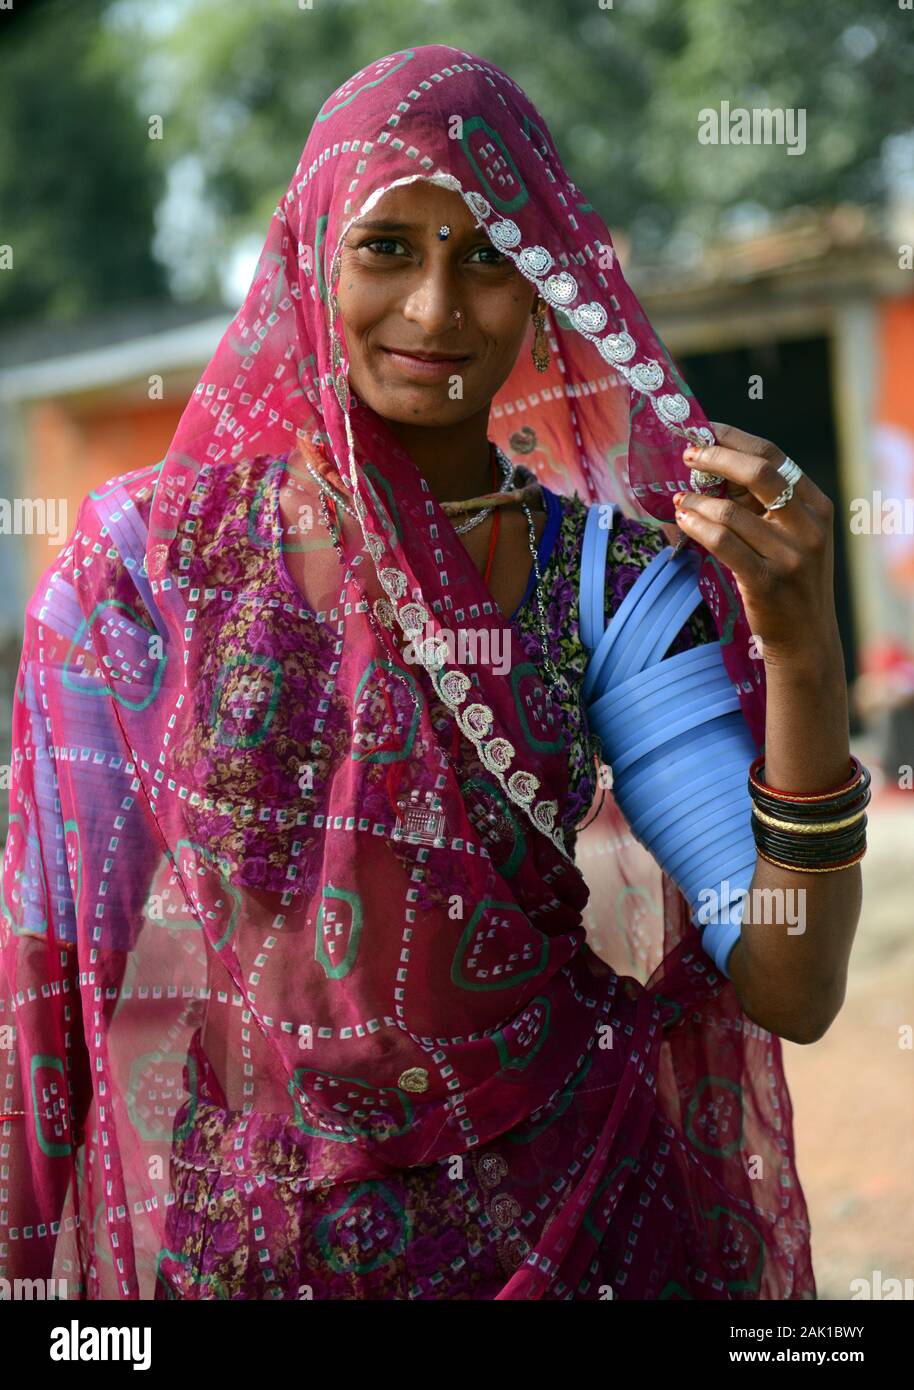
[320, 164, 719, 865]
[373, 597, 396, 628]
[379, 567, 407, 600]
[507, 770, 539, 803]
[365, 532, 386, 563]
[532, 800, 558, 833]
[480, 737, 515, 774]
[542, 270, 577, 305]
[439, 669, 471, 704]
[399, 601, 430, 637]
[457, 185, 716, 454]
[416, 635, 450, 670]
[458, 702, 494, 740]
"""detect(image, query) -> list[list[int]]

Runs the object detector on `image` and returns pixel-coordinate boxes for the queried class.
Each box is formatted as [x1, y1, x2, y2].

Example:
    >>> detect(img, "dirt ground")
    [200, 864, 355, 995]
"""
[781, 764, 914, 1300]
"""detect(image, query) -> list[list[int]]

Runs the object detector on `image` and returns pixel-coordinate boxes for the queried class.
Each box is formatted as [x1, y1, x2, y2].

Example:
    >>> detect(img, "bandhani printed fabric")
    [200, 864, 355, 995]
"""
[151, 467, 726, 1301]
[1, 44, 814, 1300]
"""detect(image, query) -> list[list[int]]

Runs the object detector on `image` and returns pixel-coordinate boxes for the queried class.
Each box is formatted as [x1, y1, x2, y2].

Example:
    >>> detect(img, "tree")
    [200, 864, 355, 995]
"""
[113, 0, 914, 267]
[3, 0, 914, 323]
[0, 0, 167, 326]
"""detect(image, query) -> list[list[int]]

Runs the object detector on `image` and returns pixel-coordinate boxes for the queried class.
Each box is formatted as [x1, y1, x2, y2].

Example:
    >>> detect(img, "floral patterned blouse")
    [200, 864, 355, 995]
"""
[114, 454, 714, 871]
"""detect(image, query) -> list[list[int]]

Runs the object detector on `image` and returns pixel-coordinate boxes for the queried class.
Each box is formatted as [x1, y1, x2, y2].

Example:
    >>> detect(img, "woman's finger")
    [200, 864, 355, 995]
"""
[685, 437, 823, 527]
[674, 491, 802, 569]
[706, 420, 773, 458]
[672, 499, 770, 584]
[703, 422, 769, 515]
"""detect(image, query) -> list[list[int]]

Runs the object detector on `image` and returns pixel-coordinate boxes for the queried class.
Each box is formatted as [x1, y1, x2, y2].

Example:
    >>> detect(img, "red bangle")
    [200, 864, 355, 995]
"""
[749, 753, 864, 803]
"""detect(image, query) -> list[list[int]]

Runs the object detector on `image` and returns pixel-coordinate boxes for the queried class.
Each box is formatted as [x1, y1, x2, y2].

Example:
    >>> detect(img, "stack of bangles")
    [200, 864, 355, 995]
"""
[748, 754, 870, 873]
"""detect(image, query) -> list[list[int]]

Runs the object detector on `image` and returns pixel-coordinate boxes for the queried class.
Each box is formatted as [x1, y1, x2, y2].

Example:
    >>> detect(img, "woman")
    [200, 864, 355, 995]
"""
[1, 44, 865, 1300]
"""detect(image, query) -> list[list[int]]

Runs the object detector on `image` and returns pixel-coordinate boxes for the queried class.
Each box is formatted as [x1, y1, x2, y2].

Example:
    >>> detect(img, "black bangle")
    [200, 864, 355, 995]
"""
[750, 789, 866, 817]
[752, 836, 867, 867]
[752, 822, 867, 865]
[749, 774, 871, 823]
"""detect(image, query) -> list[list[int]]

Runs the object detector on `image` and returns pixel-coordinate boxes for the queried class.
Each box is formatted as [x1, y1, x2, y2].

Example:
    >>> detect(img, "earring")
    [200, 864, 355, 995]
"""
[329, 325, 349, 410]
[531, 296, 550, 373]
[328, 290, 349, 409]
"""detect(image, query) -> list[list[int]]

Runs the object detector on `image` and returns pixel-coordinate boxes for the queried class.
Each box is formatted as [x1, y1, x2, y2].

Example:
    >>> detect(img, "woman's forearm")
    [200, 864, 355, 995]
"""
[728, 626, 863, 1043]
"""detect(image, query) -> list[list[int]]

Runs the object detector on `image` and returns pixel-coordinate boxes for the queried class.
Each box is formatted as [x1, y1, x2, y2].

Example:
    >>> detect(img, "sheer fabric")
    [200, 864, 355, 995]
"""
[1, 44, 812, 1299]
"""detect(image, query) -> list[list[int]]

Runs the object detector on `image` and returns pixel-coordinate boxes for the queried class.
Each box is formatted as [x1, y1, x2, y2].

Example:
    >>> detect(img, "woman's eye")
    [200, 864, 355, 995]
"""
[353, 238, 508, 265]
[467, 245, 509, 266]
[361, 238, 406, 257]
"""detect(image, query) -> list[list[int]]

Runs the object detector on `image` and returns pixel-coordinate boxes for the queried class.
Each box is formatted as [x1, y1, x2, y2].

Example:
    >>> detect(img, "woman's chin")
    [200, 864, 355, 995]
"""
[363, 391, 476, 428]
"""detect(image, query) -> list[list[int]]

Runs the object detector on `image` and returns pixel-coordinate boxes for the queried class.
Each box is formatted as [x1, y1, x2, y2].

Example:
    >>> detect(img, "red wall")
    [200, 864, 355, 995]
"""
[18, 395, 187, 594]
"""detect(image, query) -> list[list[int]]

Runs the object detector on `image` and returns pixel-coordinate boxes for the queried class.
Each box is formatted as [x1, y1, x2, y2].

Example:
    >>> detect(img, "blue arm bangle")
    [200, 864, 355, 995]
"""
[578, 502, 759, 978]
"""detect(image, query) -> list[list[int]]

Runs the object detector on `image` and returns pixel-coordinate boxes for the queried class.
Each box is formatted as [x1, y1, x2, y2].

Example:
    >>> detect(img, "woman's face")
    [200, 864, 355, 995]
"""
[334, 182, 537, 428]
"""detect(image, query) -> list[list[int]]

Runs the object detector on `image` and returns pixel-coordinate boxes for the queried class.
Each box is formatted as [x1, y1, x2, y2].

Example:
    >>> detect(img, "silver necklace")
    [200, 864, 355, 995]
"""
[302, 446, 515, 533]
[306, 469, 573, 856]
[304, 449, 570, 702]
[448, 446, 516, 533]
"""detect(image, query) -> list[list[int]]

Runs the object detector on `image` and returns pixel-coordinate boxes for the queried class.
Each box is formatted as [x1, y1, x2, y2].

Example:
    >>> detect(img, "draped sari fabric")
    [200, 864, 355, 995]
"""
[1, 44, 814, 1299]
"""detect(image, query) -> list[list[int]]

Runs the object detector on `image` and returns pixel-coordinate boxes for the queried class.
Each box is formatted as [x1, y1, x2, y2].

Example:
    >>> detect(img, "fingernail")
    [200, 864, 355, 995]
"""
[672, 491, 685, 506]
[683, 448, 697, 461]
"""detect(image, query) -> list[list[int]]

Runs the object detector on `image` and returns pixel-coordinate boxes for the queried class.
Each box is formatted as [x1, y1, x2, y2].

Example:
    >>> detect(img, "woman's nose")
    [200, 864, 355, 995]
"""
[402, 263, 463, 336]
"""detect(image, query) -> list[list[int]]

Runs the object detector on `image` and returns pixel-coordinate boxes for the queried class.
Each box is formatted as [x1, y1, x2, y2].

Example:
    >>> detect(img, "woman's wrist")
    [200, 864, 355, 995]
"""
[760, 621, 845, 688]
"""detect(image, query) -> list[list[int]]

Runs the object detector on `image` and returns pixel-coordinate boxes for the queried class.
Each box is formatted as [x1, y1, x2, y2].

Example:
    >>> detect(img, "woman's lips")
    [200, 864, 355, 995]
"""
[380, 347, 472, 379]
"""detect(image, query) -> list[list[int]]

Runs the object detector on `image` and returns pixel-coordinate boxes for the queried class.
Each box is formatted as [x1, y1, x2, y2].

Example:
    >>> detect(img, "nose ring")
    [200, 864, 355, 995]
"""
[453, 309, 463, 329]
[438, 225, 450, 240]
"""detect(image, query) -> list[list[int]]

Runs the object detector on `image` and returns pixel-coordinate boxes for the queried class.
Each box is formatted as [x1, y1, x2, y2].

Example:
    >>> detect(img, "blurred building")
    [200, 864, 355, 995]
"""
[1, 203, 913, 687]
[633, 202, 914, 690]
[0, 300, 227, 625]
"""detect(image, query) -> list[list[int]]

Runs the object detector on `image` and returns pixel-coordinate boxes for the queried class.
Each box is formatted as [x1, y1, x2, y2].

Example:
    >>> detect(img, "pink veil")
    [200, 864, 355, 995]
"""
[1, 44, 812, 1299]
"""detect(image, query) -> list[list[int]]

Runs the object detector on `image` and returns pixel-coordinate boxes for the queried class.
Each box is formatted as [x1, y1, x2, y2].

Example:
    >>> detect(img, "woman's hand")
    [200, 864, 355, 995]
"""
[672, 420, 840, 675]
[673, 423, 861, 1044]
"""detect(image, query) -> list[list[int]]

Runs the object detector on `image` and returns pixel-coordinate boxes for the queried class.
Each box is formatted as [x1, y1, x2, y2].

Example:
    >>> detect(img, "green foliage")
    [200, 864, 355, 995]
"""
[133, 0, 914, 252]
[3, 0, 913, 326]
[0, 0, 168, 327]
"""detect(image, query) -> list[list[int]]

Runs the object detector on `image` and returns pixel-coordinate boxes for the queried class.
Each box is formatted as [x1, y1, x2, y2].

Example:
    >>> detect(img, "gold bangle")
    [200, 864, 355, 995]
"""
[755, 845, 867, 873]
[751, 803, 867, 835]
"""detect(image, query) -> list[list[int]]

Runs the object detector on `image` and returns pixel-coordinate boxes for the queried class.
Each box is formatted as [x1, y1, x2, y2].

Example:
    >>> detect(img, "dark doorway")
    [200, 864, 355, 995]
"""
[677, 335, 859, 718]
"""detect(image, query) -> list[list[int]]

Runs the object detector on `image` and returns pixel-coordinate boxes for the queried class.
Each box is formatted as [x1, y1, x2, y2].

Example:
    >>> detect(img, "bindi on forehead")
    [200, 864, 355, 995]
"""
[350, 216, 480, 241]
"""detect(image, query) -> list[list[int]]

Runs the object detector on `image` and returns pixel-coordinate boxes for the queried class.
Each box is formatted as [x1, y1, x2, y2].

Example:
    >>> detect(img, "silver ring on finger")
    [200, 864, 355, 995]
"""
[765, 456, 805, 511]
[777, 455, 804, 488]
[766, 480, 796, 512]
